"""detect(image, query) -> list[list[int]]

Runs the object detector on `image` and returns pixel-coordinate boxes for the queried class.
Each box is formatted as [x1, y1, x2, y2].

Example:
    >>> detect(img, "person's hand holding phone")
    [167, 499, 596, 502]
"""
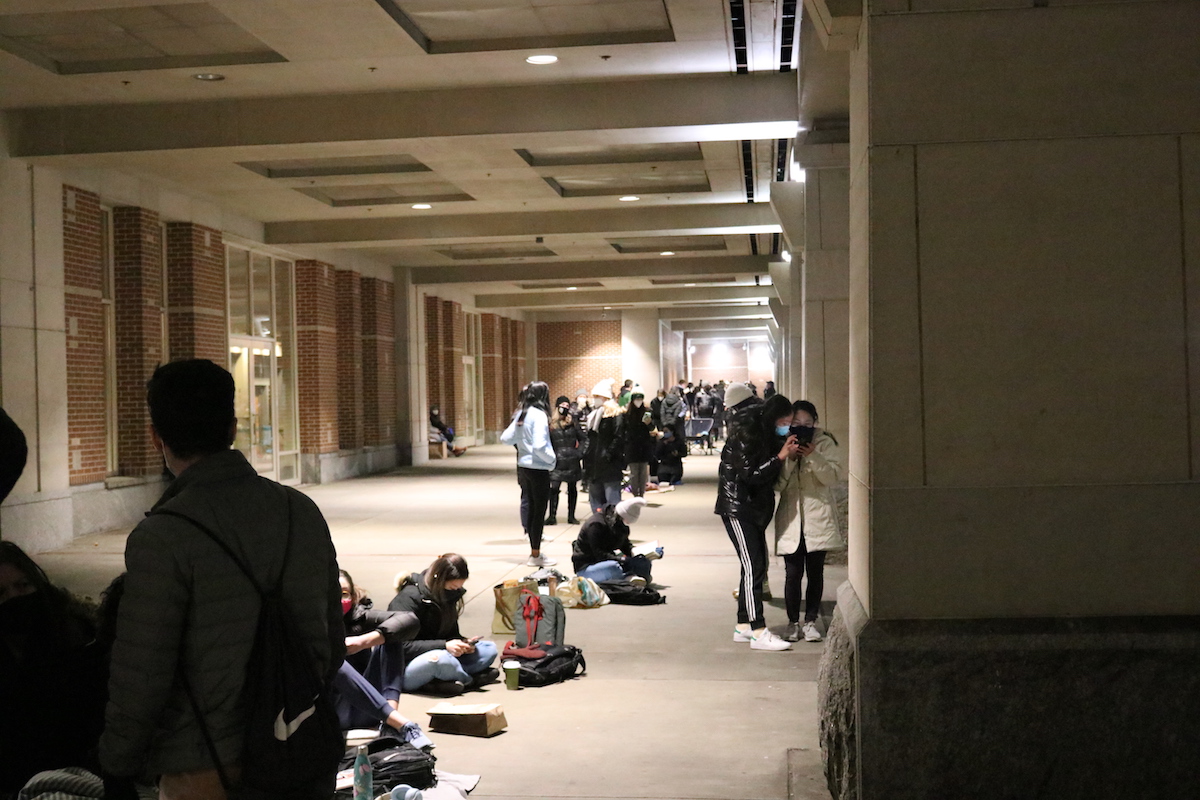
[778, 435, 800, 461]
[446, 638, 475, 657]
[796, 441, 817, 458]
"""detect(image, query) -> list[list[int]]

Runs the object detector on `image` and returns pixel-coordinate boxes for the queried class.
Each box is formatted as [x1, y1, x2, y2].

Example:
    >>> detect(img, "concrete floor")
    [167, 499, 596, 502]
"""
[38, 445, 843, 800]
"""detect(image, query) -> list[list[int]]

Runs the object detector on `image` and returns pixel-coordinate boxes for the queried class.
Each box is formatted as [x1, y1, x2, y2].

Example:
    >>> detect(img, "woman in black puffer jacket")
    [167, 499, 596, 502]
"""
[546, 396, 583, 526]
[715, 394, 799, 652]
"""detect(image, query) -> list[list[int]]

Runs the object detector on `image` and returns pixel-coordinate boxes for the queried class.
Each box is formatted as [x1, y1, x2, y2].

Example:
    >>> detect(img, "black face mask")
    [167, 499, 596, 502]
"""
[0, 589, 49, 635]
[559, 406, 570, 416]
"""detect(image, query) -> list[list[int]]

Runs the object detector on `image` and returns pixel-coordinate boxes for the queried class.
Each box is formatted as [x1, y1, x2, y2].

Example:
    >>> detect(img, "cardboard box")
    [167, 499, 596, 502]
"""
[426, 702, 508, 737]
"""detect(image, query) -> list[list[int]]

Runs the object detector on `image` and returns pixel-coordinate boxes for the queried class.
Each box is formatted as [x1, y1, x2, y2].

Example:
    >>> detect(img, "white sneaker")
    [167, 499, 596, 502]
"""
[750, 629, 792, 651]
[629, 575, 647, 588]
[525, 553, 557, 567]
[733, 626, 753, 643]
[802, 622, 823, 642]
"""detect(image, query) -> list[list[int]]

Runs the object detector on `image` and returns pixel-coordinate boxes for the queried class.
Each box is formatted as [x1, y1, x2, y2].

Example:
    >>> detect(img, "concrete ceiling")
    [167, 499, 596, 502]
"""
[2, 0, 850, 329]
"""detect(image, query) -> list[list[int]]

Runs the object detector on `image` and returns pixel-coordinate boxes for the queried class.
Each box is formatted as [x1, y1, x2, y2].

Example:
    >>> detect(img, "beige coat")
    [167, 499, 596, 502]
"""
[774, 430, 846, 555]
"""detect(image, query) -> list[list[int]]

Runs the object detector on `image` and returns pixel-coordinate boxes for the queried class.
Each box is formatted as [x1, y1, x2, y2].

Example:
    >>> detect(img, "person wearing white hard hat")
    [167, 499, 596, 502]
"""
[582, 378, 626, 513]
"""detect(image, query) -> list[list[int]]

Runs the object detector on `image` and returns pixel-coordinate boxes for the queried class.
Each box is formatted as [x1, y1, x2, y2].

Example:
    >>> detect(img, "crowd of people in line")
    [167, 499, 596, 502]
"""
[493, 372, 846, 653]
[0, 358, 843, 799]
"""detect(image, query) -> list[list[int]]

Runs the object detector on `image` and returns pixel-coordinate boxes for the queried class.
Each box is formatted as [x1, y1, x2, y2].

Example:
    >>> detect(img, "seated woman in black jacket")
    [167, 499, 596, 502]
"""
[387, 554, 499, 697]
[330, 569, 434, 750]
[571, 497, 659, 585]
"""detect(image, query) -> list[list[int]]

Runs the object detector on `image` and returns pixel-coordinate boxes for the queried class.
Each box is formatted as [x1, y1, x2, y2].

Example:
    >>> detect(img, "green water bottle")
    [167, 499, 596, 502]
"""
[352, 744, 372, 800]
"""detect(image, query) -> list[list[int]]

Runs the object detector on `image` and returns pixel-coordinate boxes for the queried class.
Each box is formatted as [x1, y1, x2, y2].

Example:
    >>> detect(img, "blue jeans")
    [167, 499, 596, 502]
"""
[578, 556, 652, 583]
[588, 480, 621, 513]
[403, 640, 498, 690]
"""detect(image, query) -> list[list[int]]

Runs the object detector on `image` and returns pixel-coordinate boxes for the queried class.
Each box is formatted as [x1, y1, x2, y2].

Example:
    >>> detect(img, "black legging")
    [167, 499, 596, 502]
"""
[517, 466, 551, 551]
[783, 544, 827, 624]
[548, 480, 577, 520]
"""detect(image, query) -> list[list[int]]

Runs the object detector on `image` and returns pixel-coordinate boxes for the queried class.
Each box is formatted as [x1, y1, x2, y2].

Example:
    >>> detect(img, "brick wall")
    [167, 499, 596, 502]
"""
[336, 270, 364, 450]
[536, 320, 623, 402]
[425, 294, 445, 423]
[295, 260, 339, 454]
[63, 186, 107, 485]
[113, 206, 164, 476]
[362, 278, 396, 447]
[165, 222, 227, 363]
[441, 300, 466, 435]
[690, 340, 775, 387]
[480, 313, 505, 430]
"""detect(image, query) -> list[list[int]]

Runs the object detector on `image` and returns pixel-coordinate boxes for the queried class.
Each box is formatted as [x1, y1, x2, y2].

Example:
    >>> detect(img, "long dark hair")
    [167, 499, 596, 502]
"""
[515, 381, 550, 423]
[426, 553, 469, 611]
[729, 393, 792, 456]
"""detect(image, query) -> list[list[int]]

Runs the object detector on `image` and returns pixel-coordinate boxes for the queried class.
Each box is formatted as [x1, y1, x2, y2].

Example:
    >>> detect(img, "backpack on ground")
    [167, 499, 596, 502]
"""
[333, 734, 436, 797]
[156, 495, 345, 798]
[598, 578, 666, 605]
[502, 643, 587, 687]
[514, 589, 566, 647]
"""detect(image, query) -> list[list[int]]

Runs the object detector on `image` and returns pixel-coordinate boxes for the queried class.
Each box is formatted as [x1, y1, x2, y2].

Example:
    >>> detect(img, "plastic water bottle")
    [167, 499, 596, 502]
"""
[352, 744, 372, 800]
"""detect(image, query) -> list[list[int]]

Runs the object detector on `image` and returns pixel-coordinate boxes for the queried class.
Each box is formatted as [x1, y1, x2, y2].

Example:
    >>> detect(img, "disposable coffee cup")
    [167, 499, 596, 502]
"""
[503, 660, 521, 690]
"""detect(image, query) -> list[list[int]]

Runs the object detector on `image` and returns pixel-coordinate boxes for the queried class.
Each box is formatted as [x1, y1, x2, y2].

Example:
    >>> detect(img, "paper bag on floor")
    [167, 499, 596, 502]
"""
[426, 702, 508, 737]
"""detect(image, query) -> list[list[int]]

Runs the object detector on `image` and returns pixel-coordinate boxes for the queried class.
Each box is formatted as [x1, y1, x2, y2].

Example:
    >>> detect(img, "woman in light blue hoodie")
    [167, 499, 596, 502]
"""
[500, 381, 557, 566]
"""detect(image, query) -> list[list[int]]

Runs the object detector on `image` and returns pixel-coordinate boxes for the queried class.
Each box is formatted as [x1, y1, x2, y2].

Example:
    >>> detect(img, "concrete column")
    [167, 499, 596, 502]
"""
[823, 3, 1200, 798]
[0, 161, 72, 552]
[621, 308, 661, 392]
[803, 167, 850, 437]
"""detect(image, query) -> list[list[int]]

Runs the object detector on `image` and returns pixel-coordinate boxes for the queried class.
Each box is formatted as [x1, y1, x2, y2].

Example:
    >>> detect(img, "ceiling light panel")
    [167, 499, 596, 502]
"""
[517, 142, 703, 168]
[543, 169, 711, 198]
[0, 3, 285, 75]
[373, 0, 674, 54]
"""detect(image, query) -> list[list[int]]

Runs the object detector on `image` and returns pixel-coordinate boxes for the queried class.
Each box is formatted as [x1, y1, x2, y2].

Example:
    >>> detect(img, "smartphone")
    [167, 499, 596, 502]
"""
[466, 635, 483, 644]
[789, 425, 815, 446]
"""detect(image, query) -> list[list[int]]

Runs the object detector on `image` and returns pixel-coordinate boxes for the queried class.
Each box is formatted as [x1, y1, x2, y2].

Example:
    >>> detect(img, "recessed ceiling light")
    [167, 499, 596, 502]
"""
[192, 73, 224, 81]
[660, 251, 675, 256]
[781, 250, 792, 262]
[526, 55, 558, 65]
[619, 195, 640, 202]
[604, 306, 612, 310]
[411, 203, 432, 209]
[566, 286, 578, 291]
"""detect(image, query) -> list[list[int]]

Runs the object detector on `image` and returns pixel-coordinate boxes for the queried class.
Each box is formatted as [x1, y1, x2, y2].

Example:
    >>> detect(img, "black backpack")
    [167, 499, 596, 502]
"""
[157, 494, 345, 799]
[598, 578, 666, 605]
[333, 734, 436, 797]
[511, 644, 587, 687]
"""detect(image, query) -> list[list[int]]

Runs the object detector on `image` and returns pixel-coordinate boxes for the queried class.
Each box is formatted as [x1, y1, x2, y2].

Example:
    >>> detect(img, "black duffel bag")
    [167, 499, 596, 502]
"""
[334, 733, 436, 797]
[598, 578, 666, 605]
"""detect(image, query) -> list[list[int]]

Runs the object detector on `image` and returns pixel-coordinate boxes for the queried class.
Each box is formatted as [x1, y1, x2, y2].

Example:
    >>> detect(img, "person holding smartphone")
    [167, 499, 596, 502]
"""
[387, 554, 499, 697]
[624, 388, 656, 497]
[715, 394, 800, 651]
[773, 401, 846, 643]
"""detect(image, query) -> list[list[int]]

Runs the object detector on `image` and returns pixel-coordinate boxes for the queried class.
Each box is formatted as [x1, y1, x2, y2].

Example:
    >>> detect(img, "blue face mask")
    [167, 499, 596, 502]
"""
[775, 425, 791, 437]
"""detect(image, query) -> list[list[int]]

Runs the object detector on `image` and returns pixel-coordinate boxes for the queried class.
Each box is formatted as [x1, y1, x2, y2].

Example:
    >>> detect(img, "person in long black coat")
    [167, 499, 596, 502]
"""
[624, 390, 656, 497]
[546, 396, 583, 525]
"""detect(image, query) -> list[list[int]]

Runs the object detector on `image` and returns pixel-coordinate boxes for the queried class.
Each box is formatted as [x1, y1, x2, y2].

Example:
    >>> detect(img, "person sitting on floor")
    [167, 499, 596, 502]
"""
[0, 542, 99, 794]
[655, 426, 687, 490]
[331, 569, 434, 750]
[387, 554, 499, 697]
[429, 405, 466, 456]
[571, 498, 660, 586]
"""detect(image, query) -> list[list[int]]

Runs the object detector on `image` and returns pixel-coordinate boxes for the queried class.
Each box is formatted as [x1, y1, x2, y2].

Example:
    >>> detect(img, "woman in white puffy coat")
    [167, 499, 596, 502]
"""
[774, 400, 845, 643]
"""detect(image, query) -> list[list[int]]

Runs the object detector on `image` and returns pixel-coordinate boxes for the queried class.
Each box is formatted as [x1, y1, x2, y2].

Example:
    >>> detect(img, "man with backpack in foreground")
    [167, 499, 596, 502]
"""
[100, 360, 346, 800]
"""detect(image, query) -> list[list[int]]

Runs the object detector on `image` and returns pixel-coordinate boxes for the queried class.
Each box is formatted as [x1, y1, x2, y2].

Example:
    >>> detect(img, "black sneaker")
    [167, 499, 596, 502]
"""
[468, 667, 501, 689]
[544, 516, 557, 526]
[421, 678, 465, 697]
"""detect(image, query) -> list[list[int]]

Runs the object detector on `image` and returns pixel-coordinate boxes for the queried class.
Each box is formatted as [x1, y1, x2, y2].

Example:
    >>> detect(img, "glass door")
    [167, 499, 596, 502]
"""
[461, 356, 476, 448]
[230, 339, 276, 476]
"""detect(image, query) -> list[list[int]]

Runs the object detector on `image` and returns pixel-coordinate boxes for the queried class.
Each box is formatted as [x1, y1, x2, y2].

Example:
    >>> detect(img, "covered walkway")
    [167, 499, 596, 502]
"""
[38, 445, 843, 800]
